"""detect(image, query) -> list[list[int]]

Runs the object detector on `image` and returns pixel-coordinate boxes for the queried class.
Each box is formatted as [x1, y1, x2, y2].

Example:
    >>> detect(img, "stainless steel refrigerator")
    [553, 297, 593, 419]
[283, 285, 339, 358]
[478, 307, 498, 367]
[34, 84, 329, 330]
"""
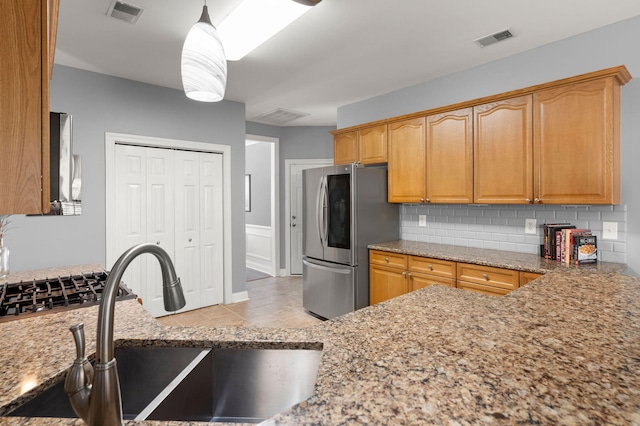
[302, 164, 399, 319]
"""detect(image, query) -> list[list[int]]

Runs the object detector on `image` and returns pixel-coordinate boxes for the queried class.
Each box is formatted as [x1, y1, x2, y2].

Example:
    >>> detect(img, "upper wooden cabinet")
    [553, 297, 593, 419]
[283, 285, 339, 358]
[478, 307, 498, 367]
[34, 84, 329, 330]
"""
[387, 117, 426, 203]
[474, 95, 533, 204]
[534, 77, 621, 204]
[0, 0, 58, 214]
[333, 131, 358, 165]
[426, 108, 474, 203]
[358, 124, 387, 164]
[334, 125, 388, 165]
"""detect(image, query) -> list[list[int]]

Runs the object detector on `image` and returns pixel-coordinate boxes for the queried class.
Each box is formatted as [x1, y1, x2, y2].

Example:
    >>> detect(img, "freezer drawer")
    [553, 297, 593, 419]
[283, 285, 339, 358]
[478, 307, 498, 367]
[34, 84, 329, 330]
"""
[302, 257, 356, 320]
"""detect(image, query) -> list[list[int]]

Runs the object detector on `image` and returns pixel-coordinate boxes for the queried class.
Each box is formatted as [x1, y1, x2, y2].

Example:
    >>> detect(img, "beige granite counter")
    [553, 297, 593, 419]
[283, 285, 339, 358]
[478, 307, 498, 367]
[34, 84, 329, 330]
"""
[1, 248, 639, 425]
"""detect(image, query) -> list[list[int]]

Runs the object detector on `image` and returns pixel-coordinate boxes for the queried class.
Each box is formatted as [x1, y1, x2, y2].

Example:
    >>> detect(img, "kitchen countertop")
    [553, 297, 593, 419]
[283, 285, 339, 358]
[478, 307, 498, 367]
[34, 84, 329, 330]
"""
[1, 245, 639, 425]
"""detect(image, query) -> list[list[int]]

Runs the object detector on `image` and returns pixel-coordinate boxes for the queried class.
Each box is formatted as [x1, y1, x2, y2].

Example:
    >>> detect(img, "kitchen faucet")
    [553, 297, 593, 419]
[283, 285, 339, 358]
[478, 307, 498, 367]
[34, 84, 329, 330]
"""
[64, 243, 186, 425]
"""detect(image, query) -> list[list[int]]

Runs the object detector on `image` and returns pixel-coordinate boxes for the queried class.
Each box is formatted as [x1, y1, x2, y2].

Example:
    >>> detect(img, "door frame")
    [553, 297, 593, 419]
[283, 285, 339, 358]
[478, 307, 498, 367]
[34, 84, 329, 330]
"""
[105, 132, 233, 304]
[284, 158, 333, 276]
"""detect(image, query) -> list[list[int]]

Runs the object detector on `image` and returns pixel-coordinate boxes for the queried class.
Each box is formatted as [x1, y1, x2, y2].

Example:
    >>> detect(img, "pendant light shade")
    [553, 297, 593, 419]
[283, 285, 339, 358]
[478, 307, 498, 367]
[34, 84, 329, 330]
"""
[181, 4, 227, 102]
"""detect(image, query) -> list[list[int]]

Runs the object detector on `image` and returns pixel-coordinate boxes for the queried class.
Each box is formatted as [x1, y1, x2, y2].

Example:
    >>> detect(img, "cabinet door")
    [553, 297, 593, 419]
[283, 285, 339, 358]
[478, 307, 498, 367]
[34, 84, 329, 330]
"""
[358, 124, 387, 164]
[426, 108, 473, 203]
[519, 271, 542, 287]
[534, 77, 620, 204]
[388, 117, 426, 203]
[370, 264, 408, 305]
[333, 131, 358, 165]
[474, 96, 533, 204]
[0, 0, 53, 213]
[410, 273, 454, 291]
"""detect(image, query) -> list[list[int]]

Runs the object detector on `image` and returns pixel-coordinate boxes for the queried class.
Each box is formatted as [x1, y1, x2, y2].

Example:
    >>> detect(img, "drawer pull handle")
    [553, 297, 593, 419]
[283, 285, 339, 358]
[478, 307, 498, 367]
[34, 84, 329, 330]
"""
[427, 264, 433, 270]
[385, 257, 389, 262]
[482, 273, 489, 280]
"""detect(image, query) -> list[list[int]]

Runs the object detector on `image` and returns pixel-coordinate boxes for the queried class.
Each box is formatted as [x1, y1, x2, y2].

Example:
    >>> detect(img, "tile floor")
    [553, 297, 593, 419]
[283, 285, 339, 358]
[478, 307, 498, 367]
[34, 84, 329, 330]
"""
[156, 275, 324, 328]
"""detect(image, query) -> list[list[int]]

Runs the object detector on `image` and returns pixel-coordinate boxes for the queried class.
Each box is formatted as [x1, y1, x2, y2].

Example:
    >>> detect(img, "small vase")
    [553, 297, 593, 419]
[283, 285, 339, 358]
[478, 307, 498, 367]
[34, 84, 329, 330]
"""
[0, 246, 9, 279]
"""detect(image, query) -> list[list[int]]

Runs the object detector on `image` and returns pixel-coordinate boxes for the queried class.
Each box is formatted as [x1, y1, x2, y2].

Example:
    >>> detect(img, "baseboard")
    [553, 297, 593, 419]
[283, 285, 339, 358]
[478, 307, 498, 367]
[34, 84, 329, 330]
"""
[229, 291, 249, 304]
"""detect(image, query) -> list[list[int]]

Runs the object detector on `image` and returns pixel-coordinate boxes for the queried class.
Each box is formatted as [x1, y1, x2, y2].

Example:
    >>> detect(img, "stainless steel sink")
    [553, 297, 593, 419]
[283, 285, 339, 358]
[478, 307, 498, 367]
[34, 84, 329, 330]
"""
[8, 346, 206, 419]
[8, 345, 322, 423]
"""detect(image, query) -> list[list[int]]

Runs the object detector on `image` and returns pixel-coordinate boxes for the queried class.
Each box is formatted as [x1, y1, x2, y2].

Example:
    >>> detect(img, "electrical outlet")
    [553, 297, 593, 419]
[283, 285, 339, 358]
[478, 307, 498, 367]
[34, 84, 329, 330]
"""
[525, 218, 537, 234]
[418, 215, 427, 227]
[603, 222, 618, 240]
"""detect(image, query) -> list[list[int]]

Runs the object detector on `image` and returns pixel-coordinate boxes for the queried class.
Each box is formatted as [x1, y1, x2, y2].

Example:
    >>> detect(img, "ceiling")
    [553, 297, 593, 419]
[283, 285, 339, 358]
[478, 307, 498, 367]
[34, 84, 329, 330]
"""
[55, 0, 640, 127]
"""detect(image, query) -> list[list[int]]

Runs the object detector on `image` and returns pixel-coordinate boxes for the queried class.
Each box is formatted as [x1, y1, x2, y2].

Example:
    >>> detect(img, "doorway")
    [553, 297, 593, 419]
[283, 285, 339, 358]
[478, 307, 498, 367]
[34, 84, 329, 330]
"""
[285, 159, 332, 275]
[105, 133, 233, 317]
[245, 135, 279, 277]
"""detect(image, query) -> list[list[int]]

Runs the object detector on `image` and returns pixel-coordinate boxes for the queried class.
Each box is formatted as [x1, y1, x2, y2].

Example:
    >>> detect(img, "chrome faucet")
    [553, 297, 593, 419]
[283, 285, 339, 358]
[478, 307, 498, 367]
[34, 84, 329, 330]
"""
[64, 243, 186, 425]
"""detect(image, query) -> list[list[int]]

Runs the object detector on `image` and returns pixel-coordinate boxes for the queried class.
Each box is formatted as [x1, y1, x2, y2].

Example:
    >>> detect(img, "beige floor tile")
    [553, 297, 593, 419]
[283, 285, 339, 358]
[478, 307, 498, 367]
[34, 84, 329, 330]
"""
[157, 276, 323, 329]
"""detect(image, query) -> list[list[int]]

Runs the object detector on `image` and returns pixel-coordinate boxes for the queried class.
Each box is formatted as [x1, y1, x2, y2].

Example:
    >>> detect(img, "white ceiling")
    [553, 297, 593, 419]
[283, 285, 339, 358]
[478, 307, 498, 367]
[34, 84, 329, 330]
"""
[55, 0, 640, 127]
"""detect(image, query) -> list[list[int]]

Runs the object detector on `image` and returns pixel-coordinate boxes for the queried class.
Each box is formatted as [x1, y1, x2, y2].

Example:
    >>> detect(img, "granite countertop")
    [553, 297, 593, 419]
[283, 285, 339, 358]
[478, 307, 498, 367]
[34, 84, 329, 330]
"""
[1, 247, 639, 425]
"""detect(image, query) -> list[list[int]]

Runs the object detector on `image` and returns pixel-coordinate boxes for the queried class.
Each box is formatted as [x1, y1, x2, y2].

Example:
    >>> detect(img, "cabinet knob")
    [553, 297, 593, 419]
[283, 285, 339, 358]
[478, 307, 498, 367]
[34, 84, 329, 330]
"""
[402, 271, 407, 277]
[525, 198, 531, 204]
[534, 198, 540, 203]
[420, 198, 425, 203]
[427, 264, 433, 270]
[407, 272, 412, 279]
[385, 257, 389, 263]
[482, 273, 489, 280]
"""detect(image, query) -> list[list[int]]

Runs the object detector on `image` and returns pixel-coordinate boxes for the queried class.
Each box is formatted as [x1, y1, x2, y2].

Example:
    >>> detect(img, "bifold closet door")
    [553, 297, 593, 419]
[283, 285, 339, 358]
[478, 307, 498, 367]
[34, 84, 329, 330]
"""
[115, 145, 223, 317]
[174, 150, 224, 310]
[114, 145, 175, 317]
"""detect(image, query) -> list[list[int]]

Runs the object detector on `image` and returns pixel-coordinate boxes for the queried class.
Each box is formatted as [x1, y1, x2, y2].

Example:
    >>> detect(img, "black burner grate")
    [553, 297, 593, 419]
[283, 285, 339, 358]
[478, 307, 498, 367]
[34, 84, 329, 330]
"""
[0, 272, 136, 322]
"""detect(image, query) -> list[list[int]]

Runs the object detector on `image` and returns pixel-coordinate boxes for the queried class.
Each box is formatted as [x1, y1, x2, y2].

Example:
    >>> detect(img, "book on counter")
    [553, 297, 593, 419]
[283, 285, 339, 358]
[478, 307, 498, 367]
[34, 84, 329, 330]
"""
[564, 229, 591, 264]
[574, 234, 598, 264]
[543, 223, 574, 260]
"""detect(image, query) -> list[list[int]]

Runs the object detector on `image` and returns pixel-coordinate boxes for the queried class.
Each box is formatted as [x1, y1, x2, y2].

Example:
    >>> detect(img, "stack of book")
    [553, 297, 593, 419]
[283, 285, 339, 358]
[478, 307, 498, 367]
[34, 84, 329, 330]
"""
[543, 223, 597, 264]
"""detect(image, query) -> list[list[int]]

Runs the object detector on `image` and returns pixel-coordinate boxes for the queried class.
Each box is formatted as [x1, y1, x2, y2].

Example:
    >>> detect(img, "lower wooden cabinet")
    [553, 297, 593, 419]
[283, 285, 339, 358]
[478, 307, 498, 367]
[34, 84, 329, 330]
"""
[369, 250, 455, 305]
[370, 250, 543, 303]
[520, 271, 542, 286]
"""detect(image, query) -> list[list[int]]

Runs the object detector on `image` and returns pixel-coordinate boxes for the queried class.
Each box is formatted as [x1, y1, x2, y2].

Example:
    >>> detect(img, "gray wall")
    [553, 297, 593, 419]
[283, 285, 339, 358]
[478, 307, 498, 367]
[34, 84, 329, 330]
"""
[245, 142, 272, 226]
[246, 123, 335, 270]
[4, 65, 249, 293]
[338, 15, 640, 275]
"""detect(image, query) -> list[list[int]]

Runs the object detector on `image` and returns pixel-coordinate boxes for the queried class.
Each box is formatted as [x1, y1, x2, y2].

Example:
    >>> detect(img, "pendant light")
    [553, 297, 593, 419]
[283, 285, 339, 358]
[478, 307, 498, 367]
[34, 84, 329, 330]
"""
[181, 1, 227, 102]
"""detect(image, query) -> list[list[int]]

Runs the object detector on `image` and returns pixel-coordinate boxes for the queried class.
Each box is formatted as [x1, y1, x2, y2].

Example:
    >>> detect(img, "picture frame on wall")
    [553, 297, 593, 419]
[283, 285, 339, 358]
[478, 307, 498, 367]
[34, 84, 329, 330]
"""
[245, 174, 251, 212]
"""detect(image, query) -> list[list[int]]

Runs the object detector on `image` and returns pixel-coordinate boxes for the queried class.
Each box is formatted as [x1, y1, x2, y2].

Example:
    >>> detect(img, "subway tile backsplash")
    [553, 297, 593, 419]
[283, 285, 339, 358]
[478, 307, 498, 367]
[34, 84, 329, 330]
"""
[400, 204, 627, 264]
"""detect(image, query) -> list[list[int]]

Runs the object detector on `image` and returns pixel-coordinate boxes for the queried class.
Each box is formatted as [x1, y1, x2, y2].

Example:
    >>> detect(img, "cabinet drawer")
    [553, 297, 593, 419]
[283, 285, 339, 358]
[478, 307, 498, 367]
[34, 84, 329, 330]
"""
[370, 250, 407, 269]
[456, 281, 511, 297]
[456, 263, 519, 292]
[408, 256, 455, 279]
[410, 273, 454, 291]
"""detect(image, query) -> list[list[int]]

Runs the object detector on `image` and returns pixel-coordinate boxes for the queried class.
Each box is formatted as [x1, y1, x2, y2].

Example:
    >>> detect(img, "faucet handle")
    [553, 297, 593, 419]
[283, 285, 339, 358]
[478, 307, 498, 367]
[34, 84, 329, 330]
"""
[69, 323, 86, 360]
[65, 323, 93, 422]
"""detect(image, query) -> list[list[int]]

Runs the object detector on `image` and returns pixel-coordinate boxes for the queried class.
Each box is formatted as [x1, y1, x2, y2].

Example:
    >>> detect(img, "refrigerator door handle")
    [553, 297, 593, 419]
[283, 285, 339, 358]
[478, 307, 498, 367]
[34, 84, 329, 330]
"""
[315, 177, 324, 247]
[321, 176, 328, 246]
[303, 259, 352, 275]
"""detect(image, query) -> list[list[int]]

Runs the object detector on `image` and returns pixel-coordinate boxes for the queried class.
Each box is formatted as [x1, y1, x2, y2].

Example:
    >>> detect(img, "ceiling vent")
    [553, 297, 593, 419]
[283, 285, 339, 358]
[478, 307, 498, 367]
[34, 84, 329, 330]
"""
[107, 0, 144, 24]
[474, 28, 514, 48]
[251, 108, 310, 126]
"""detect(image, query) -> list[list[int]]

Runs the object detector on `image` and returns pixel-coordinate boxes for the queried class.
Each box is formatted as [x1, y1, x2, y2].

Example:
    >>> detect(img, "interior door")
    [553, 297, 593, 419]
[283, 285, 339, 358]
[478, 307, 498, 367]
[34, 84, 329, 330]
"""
[289, 161, 333, 275]
[174, 150, 201, 311]
[114, 144, 148, 306]
[199, 152, 224, 306]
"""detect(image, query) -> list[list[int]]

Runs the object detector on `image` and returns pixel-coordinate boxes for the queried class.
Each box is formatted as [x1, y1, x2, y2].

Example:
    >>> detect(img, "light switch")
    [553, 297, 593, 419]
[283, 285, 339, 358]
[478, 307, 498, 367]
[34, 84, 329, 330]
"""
[525, 218, 537, 234]
[603, 222, 618, 240]
[418, 215, 427, 227]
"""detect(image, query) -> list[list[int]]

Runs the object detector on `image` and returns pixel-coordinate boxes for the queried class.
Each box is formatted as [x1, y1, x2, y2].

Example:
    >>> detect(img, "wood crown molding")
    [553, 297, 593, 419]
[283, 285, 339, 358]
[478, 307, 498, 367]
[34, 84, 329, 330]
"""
[331, 65, 632, 136]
